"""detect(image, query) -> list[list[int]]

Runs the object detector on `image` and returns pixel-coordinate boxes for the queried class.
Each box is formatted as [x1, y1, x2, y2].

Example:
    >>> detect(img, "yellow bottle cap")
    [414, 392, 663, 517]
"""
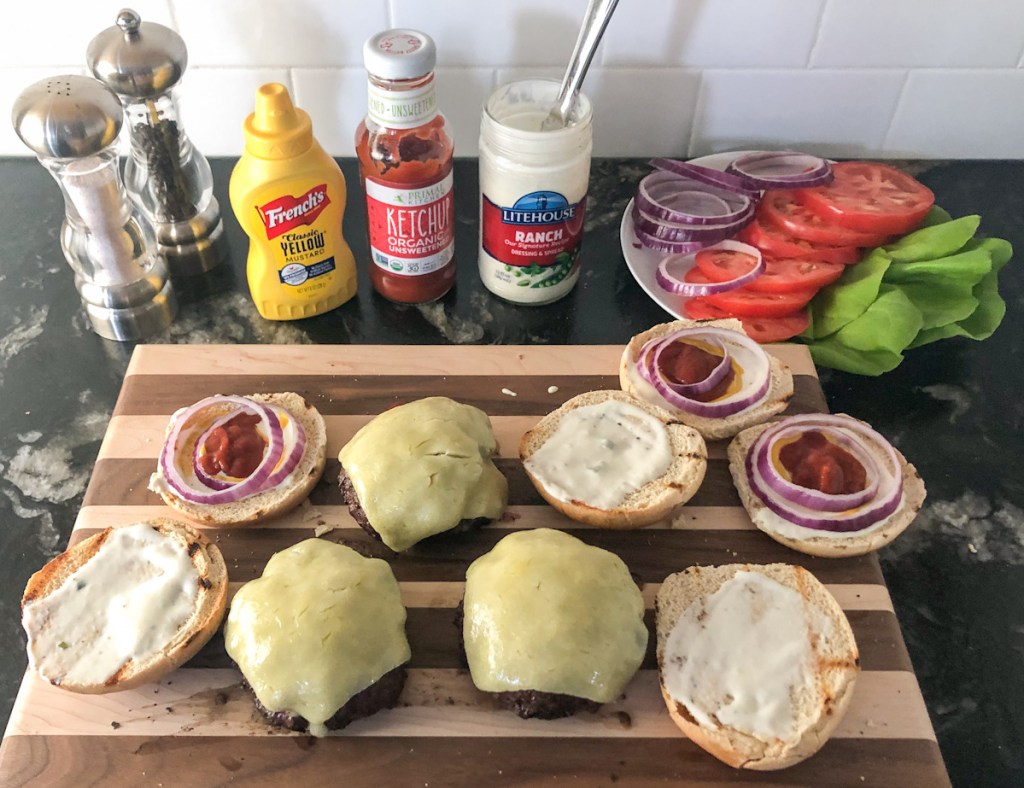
[242, 83, 313, 159]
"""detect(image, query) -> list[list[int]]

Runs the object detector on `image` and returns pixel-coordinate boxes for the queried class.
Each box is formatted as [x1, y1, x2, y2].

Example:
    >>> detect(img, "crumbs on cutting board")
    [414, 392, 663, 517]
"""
[547, 385, 559, 394]
[501, 388, 517, 397]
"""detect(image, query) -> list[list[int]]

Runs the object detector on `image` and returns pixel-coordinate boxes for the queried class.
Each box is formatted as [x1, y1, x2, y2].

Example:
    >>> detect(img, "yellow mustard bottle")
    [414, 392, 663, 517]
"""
[230, 83, 357, 320]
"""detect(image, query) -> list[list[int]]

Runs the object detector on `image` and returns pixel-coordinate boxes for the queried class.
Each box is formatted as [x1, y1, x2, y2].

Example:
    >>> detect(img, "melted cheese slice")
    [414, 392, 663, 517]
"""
[662, 571, 834, 743]
[463, 529, 648, 703]
[339, 397, 508, 552]
[224, 539, 410, 737]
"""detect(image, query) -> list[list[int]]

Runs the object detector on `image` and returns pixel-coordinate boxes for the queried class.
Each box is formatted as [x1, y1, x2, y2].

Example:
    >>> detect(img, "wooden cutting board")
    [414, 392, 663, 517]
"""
[0, 344, 949, 787]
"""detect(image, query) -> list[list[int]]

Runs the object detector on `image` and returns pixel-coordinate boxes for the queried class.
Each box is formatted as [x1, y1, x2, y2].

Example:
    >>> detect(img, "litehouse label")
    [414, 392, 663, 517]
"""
[258, 184, 331, 240]
[365, 172, 454, 277]
[482, 190, 586, 268]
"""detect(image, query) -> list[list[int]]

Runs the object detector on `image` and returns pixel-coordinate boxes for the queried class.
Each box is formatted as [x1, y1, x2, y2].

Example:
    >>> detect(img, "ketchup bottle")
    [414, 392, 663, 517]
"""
[356, 30, 455, 303]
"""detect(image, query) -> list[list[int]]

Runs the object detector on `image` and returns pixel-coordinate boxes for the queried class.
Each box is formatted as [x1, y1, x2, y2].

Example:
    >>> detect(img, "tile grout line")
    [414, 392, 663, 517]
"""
[804, 0, 831, 69]
[880, 69, 913, 153]
[165, 0, 181, 31]
[685, 72, 707, 158]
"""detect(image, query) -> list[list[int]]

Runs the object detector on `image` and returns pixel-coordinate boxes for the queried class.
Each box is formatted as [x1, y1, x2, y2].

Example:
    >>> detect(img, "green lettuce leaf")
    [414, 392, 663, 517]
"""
[883, 247, 993, 286]
[897, 280, 979, 330]
[920, 205, 953, 227]
[884, 215, 980, 263]
[830, 285, 924, 352]
[807, 249, 891, 339]
[808, 341, 904, 376]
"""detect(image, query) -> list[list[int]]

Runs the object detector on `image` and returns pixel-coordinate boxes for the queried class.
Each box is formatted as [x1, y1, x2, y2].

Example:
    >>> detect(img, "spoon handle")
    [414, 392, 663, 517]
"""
[551, 0, 620, 126]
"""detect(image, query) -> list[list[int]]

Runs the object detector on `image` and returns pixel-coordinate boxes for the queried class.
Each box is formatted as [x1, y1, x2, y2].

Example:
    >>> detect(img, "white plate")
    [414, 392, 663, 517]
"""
[620, 151, 752, 321]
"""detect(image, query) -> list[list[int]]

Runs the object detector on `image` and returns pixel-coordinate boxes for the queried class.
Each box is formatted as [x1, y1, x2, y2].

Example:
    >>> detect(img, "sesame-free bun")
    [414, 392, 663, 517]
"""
[519, 390, 707, 529]
[150, 392, 327, 526]
[727, 418, 926, 558]
[620, 319, 794, 440]
[21, 518, 228, 694]
[655, 563, 859, 770]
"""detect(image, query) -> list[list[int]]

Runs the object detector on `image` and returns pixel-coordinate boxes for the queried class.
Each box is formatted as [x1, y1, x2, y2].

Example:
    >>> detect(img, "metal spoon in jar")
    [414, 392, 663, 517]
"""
[541, 0, 621, 132]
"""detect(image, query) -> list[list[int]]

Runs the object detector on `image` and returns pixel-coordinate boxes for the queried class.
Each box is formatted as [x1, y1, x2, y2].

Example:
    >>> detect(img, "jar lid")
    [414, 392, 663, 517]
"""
[363, 29, 436, 80]
[12, 75, 123, 158]
[86, 9, 187, 98]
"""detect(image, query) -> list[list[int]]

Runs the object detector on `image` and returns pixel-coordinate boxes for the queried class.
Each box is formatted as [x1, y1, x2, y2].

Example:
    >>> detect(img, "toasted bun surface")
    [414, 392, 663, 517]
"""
[519, 390, 707, 529]
[150, 392, 327, 526]
[619, 319, 794, 440]
[655, 563, 859, 770]
[727, 418, 926, 558]
[22, 518, 228, 694]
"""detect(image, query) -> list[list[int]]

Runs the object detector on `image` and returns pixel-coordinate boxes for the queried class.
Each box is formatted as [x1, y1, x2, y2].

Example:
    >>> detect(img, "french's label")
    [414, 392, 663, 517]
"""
[258, 184, 330, 240]
[482, 190, 587, 267]
[365, 172, 455, 277]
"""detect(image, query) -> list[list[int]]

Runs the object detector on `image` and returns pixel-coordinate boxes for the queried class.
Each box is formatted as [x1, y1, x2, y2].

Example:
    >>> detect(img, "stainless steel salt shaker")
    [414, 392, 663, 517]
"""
[12, 74, 177, 339]
[12, 75, 177, 341]
[88, 8, 225, 276]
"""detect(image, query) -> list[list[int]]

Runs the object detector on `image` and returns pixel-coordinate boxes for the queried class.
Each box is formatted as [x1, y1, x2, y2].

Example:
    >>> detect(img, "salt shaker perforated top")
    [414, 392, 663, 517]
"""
[87, 9, 225, 276]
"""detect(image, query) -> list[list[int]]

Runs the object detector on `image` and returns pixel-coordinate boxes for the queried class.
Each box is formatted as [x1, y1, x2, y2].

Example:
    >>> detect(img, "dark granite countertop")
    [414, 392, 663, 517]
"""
[0, 156, 1021, 786]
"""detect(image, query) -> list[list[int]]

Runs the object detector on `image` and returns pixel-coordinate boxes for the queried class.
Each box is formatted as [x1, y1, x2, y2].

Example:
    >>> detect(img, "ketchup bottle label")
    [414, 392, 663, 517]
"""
[365, 172, 455, 276]
[481, 190, 587, 269]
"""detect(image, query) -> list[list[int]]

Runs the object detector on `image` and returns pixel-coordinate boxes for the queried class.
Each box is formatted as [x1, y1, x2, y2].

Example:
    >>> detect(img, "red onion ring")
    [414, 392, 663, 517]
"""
[635, 325, 771, 418]
[725, 151, 833, 190]
[649, 333, 733, 398]
[636, 171, 754, 227]
[631, 202, 753, 244]
[650, 157, 759, 195]
[158, 395, 304, 505]
[655, 240, 764, 297]
[744, 414, 903, 533]
[634, 226, 706, 255]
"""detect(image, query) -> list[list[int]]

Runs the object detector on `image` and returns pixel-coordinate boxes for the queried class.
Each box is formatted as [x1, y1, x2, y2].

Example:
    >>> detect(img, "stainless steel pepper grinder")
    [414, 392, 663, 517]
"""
[12, 75, 177, 341]
[87, 9, 226, 277]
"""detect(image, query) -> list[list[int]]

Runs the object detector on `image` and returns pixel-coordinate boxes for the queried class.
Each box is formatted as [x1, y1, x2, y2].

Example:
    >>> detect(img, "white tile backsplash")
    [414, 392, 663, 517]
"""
[178, 68, 291, 156]
[813, 0, 1024, 68]
[390, 0, 591, 67]
[174, 0, 387, 67]
[2, 0, 1024, 158]
[691, 70, 906, 159]
[885, 70, 1024, 158]
[601, 0, 825, 68]
[0, 1, 173, 67]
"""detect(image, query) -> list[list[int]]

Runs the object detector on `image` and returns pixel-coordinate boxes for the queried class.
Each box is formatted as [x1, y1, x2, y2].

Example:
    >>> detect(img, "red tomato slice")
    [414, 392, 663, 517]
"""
[682, 297, 734, 321]
[737, 218, 862, 265]
[682, 298, 809, 343]
[684, 268, 817, 312]
[696, 252, 842, 294]
[751, 258, 844, 294]
[694, 247, 759, 281]
[760, 190, 892, 247]
[795, 161, 934, 236]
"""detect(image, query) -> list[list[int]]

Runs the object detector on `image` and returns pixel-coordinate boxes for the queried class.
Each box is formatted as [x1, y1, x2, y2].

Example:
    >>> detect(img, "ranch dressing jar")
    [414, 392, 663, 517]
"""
[479, 80, 592, 304]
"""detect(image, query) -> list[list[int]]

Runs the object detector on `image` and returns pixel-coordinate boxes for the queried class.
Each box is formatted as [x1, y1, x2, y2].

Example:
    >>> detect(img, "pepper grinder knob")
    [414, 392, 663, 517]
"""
[117, 8, 142, 37]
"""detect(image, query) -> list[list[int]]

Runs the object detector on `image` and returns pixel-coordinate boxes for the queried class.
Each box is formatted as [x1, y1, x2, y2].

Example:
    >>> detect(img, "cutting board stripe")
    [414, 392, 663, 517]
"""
[66, 525, 886, 585]
[82, 457, 749, 509]
[100, 413, 744, 461]
[72, 504, 762, 533]
[121, 344, 820, 378]
[0, 735, 951, 787]
[6, 669, 933, 742]
[110, 373, 824, 418]
[185, 607, 909, 673]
